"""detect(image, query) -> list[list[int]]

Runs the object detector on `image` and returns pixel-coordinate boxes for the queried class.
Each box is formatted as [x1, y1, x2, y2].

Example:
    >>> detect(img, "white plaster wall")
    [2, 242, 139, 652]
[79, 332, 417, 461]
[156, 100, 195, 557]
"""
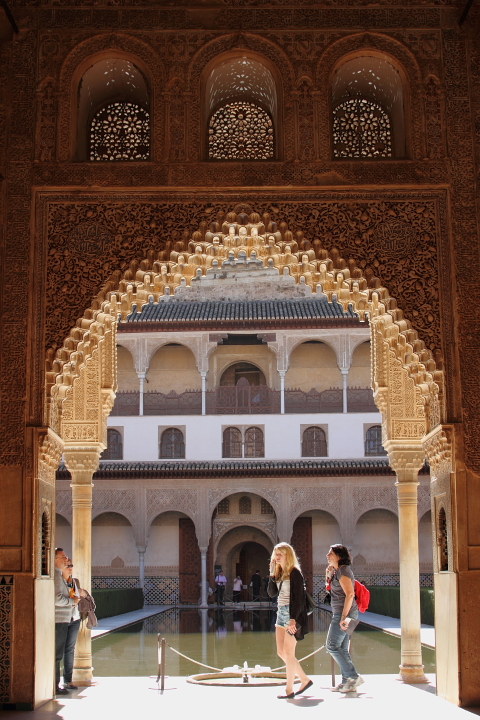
[91, 525, 138, 566]
[117, 345, 138, 391]
[148, 345, 201, 392]
[353, 509, 399, 564]
[145, 524, 179, 566]
[308, 510, 342, 566]
[111, 411, 382, 461]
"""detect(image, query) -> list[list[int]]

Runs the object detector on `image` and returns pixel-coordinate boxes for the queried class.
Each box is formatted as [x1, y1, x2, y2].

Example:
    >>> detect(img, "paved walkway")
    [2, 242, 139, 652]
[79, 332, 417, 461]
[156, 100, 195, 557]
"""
[1, 675, 477, 720]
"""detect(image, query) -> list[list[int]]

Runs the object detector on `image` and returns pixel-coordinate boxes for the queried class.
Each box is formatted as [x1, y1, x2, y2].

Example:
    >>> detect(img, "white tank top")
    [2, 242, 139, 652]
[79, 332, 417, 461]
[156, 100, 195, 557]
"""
[277, 579, 290, 607]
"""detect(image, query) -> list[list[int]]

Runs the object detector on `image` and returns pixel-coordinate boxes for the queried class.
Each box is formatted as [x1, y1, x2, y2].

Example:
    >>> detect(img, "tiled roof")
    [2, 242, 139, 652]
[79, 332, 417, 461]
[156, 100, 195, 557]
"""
[55, 459, 426, 480]
[123, 298, 360, 327]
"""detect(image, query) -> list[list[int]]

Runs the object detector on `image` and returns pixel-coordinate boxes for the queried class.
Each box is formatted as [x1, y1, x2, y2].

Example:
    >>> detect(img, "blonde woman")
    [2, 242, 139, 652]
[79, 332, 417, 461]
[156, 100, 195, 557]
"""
[267, 542, 313, 699]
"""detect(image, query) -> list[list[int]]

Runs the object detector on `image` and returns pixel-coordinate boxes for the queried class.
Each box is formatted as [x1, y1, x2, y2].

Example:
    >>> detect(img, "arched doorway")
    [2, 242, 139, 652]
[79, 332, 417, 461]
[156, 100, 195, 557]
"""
[236, 542, 270, 600]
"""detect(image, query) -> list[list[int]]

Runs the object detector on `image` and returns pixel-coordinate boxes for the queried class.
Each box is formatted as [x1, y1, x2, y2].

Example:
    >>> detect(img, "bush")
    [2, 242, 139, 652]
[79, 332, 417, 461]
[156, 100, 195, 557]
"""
[366, 586, 434, 626]
[92, 588, 144, 620]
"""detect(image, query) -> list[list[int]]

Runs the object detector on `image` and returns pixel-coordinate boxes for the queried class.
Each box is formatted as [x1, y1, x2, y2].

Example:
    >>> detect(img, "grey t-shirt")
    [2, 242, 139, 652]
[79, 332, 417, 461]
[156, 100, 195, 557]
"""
[330, 565, 358, 615]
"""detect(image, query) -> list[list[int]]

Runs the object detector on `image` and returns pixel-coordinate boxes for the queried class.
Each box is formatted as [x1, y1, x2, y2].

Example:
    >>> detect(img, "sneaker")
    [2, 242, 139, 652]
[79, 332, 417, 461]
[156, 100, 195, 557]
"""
[64, 683, 78, 689]
[56, 687, 70, 696]
[331, 681, 349, 692]
[343, 676, 364, 692]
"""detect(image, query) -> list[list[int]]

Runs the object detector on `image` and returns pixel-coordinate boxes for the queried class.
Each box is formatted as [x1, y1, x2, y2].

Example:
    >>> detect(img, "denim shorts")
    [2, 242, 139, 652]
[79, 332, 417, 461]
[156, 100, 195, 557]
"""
[275, 604, 291, 628]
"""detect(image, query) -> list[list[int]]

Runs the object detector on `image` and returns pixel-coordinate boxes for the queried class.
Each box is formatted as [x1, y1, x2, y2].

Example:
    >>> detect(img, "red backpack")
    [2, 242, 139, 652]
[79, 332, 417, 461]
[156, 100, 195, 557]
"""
[354, 580, 370, 613]
[325, 577, 370, 613]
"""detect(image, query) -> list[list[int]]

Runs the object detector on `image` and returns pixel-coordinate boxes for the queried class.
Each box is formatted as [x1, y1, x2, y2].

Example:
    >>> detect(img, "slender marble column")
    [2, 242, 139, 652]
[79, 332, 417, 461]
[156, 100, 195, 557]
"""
[279, 371, 285, 414]
[340, 369, 348, 413]
[201, 372, 207, 416]
[138, 372, 146, 416]
[137, 546, 146, 589]
[64, 448, 101, 685]
[200, 546, 208, 608]
[388, 446, 427, 683]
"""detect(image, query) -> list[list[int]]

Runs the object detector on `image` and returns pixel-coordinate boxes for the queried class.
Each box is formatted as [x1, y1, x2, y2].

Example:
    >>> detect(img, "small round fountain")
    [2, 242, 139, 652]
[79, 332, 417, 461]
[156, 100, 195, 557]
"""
[187, 661, 300, 687]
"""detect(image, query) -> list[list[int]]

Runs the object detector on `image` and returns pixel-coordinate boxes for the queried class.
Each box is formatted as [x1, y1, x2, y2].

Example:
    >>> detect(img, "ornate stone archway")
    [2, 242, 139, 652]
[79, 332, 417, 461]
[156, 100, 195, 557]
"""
[39, 203, 449, 685]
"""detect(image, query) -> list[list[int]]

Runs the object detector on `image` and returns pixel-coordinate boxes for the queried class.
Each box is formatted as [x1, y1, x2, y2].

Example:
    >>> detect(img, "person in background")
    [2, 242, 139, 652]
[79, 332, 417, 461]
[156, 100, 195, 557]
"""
[267, 542, 312, 699]
[215, 569, 227, 605]
[232, 575, 243, 603]
[325, 544, 363, 693]
[250, 570, 262, 601]
[54, 549, 84, 695]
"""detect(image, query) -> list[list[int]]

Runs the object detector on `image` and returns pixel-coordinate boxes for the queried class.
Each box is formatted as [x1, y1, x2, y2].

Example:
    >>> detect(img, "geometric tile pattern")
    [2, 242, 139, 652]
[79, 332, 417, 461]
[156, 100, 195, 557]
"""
[92, 576, 179, 605]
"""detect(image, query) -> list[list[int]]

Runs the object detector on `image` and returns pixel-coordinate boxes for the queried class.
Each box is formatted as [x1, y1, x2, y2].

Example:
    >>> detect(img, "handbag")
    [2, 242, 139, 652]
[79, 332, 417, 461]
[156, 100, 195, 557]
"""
[305, 588, 316, 615]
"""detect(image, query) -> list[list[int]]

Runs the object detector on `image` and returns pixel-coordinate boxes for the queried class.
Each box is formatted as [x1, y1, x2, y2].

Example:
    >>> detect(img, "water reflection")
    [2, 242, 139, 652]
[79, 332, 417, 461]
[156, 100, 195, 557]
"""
[92, 608, 435, 678]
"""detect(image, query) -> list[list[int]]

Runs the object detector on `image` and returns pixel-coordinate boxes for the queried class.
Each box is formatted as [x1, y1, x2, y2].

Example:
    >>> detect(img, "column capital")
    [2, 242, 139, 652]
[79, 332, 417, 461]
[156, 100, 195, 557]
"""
[384, 441, 425, 478]
[64, 446, 102, 482]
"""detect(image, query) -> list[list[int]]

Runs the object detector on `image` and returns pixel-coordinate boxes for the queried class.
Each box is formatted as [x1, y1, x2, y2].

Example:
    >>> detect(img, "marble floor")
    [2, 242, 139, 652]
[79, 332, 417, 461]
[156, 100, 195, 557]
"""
[1, 675, 478, 720]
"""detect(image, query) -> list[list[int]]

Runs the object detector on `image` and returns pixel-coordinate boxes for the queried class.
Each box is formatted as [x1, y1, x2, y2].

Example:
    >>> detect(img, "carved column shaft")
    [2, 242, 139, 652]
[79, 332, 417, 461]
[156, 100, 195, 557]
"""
[64, 448, 101, 685]
[388, 445, 427, 684]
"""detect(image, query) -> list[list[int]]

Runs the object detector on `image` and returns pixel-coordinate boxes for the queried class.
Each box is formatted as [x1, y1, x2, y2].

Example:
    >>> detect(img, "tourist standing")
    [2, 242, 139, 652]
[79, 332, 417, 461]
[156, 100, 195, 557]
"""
[54, 549, 84, 694]
[232, 575, 243, 603]
[325, 544, 363, 693]
[267, 542, 312, 699]
[215, 570, 227, 605]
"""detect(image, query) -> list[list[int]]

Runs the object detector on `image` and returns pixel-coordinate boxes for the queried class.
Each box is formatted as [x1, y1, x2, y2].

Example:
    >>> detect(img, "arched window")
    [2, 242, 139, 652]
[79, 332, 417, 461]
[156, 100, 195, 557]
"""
[302, 427, 327, 457]
[77, 58, 150, 162]
[220, 362, 266, 387]
[365, 425, 387, 456]
[223, 427, 242, 458]
[160, 428, 185, 459]
[101, 429, 123, 460]
[244, 427, 264, 458]
[261, 498, 274, 514]
[217, 498, 230, 515]
[332, 55, 406, 158]
[333, 99, 392, 158]
[204, 55, 279, 160]
[438, 506, 448, 571]
[41, 510, 50, 576]
[90, 101, 150, 161]
[239, 496, 252, 514]
[208, 101, 274, 160]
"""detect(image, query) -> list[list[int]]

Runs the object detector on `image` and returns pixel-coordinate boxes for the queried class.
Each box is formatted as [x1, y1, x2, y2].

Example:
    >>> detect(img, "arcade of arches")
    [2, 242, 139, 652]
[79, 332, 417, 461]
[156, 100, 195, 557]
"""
[1, 5, 480, 713]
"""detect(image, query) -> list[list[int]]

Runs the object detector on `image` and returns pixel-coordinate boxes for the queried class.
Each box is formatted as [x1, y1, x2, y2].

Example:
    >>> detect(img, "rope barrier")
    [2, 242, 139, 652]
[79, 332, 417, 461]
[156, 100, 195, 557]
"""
[164, 642, 222, 672]
[271, 644, 326, 672]
[159, 636, 327, 676]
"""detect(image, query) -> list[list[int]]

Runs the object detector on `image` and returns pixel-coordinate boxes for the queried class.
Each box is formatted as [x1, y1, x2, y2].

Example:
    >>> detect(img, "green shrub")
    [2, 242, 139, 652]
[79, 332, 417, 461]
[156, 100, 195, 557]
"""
[366, 586, 434, 626]
[92, 588, 144, 620]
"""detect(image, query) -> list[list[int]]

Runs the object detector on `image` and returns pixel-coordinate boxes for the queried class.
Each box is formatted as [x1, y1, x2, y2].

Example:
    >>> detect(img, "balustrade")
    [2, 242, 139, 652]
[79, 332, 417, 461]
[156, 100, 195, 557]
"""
[110, 384, 377, 416]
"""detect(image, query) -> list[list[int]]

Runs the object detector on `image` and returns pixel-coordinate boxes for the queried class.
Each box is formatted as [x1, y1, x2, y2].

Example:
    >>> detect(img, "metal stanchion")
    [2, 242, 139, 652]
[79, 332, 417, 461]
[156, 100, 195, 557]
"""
[331, 656, 336, 687]
[156, 635, 167, 690]
[160, 637, 166, 691]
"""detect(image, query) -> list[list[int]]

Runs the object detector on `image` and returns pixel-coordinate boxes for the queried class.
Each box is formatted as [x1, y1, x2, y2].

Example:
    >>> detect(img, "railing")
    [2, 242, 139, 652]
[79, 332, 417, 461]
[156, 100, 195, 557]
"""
[144, 390, 202, 415]
[110, 390, 140, 416]
[285, 388, 343, 414]
[110, 386, 378, 416]
[206, 381, 281, 415]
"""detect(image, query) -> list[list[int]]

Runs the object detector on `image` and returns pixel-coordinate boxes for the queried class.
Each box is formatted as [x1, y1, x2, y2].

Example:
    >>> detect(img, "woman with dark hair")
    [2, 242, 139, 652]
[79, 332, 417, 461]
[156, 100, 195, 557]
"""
[325, 544, 363, 693]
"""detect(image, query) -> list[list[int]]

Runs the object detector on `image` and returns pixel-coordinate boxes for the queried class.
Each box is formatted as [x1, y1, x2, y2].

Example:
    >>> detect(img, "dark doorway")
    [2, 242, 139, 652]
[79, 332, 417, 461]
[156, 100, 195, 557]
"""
[236, 541, 270, 600]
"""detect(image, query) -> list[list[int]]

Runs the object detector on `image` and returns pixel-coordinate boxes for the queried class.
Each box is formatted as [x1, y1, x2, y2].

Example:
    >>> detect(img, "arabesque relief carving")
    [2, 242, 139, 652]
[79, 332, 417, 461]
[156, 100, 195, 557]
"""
[44, 207, 442, 447]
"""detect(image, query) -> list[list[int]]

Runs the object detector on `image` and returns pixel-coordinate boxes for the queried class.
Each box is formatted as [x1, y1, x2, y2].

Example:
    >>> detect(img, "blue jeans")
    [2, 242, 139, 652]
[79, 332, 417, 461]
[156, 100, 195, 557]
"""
[55, 619, 81, 686]
[326, 612, 358, 682]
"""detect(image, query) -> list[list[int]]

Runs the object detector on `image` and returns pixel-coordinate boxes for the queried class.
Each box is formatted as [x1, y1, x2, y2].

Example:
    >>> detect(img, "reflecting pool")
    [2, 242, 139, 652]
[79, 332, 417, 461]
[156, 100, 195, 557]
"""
[92, 608, 435, 677]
